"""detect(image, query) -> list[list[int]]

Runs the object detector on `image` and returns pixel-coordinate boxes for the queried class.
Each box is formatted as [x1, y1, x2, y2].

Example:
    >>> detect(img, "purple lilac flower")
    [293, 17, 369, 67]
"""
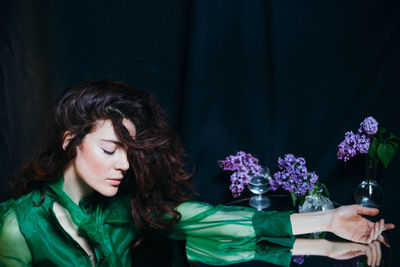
[337, 131, 359, 162]
[356, 134, 370, 154]
[270, 154, 318, 196]
[337, 117, 378, 161]
[358, 116, 378, 136]
[293, 256, 305, 265]
[219, 151, 262, 197]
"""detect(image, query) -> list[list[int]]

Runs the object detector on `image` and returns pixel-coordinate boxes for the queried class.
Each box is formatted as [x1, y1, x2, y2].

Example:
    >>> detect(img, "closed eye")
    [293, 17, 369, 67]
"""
[102, 149, 115, 155]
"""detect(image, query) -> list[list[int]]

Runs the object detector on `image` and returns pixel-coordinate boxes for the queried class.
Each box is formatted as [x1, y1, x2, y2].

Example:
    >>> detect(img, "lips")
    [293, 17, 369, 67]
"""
[106, 178, 122, 186]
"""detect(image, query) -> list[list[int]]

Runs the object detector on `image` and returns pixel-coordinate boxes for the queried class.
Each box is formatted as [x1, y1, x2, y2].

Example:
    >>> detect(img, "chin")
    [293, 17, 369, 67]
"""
[99, 187, 119, 197]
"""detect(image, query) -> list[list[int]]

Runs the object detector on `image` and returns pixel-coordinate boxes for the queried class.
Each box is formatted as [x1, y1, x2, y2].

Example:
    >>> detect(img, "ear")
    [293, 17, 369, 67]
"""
[62, 131, 75, 150]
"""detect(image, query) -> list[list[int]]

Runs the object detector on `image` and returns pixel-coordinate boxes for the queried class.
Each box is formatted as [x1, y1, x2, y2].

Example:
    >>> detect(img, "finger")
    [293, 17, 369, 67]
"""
[375, 241, 382, 267]
[371, 241, 381, 267]
[369, 243, 376, 267]
[379, 219, 384, 236]
[358, 206, 379, 216]
[365, 244, 372, 266]
[367, 226, 375, 244]
[377, 234, 390, 248]
[372, 222, 378, 241]
[374, 222, 380, 241]
[383, 223, 395, 231]
[371, 242, 378, 267]
[377, 219, 384, 242]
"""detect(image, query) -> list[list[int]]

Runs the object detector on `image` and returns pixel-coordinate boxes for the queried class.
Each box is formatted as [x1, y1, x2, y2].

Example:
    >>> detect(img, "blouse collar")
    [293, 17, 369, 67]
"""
[45, 175, 125, 267]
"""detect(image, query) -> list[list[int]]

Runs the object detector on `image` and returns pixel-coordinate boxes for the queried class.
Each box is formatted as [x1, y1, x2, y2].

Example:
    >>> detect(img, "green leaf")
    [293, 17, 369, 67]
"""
[377, 143, 396, 169]
[378, 127, 386, 135]
[321, 183, 330, 198]
[391, 141, 399, 150]
[310, 186, 319, 196]
[298, 195, 306, 207]
[290, 191, 297, 209]
[390, 132, 400, 143]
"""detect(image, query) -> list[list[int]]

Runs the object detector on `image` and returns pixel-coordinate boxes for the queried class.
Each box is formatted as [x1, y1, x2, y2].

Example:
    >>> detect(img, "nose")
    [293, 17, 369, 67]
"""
[115, 150, 130, 172]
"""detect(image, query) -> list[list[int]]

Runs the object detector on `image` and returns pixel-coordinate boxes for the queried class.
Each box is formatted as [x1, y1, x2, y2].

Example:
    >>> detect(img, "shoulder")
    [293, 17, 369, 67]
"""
[1, 191, 47, 227]
[1, 198, 17, 228]
[0, 191, 40, 234]
[0, 200, 21, 240]
[0, 199, 33, 264]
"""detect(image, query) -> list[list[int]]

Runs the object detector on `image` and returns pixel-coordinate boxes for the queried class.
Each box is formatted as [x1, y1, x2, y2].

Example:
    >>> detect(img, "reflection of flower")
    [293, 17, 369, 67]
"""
[270, 154, 318, 196]
[337, 116, 400, 169]
[218, 151, 262, 197]
[292, 255, 305, 265]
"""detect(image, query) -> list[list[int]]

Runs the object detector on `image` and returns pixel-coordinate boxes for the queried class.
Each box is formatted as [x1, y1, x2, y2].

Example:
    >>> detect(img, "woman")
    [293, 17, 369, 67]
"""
[0, 81, 394, 267]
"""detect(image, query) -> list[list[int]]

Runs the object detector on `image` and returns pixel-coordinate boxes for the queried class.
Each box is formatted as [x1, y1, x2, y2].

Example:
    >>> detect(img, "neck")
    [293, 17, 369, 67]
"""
[62, 162, 94, 204]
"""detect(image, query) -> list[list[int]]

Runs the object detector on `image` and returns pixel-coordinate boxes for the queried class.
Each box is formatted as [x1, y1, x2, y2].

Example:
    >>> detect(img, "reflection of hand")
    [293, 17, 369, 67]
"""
[327, 240, 381, 267]
[328, 205, 395, 245]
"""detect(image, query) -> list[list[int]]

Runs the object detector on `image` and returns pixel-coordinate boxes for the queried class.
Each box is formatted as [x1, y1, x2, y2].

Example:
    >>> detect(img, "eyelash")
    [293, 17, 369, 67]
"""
[102, 149, 115, 155]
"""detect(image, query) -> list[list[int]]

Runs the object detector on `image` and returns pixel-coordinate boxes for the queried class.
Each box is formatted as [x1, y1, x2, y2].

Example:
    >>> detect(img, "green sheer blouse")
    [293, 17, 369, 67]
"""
[0, 178, 295, 267]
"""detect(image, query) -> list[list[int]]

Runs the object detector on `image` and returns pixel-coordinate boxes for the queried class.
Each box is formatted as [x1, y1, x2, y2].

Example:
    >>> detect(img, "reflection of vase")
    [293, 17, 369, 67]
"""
[248, 167, 271, 210]
[354, 156, 383, 208]
[299, 194, 334, 213]
[299, 194, 334, 238]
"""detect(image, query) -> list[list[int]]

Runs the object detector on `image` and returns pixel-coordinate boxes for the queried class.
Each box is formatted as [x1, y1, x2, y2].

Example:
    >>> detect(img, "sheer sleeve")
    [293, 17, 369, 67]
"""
[165, 201, 295, 267]
[0, 200, 32, 266]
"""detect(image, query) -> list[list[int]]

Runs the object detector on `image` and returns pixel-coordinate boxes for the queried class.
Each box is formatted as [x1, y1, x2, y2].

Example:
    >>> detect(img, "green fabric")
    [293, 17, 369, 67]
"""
[0, 201, 32, 266]
[253, 211, 295, 266]
[0, 178, 137, 267]
[0, 179, 295, 267]
[168, 201, 295, 266]
[45, 178, 127, 266]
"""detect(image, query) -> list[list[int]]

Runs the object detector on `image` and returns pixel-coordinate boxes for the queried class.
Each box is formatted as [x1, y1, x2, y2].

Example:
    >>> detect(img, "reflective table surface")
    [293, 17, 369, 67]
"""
[218, 192, 393, 267]
[132, 192, 393, 267]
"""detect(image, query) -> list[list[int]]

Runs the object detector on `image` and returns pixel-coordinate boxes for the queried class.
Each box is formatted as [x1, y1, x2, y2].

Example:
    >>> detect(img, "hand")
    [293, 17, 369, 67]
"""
[328, 205, 395, 244]
[327, 240, 382, 267]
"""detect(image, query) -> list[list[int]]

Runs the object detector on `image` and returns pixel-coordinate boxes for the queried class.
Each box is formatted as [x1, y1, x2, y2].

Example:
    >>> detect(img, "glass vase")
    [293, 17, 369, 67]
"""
[248, 167, 271, 210]
[354, 156, 383, 208]
[299, 194, 334, 213]
[299, 193, 334, 238]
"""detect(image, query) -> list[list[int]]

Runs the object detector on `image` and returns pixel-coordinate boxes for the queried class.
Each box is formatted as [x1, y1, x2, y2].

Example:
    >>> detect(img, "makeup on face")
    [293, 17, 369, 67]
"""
[63, 119, 136, 202]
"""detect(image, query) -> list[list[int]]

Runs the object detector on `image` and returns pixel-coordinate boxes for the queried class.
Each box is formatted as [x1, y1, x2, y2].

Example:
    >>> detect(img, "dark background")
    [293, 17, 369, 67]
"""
[1, 0, 399, 266]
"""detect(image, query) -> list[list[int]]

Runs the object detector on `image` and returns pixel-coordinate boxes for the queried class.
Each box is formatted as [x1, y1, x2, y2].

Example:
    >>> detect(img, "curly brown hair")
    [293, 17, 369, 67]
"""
[11, 80, 194, 229]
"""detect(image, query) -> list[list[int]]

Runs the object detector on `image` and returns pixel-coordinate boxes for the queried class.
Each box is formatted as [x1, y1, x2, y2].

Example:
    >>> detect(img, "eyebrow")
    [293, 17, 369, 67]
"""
[100, 139, 124, 146]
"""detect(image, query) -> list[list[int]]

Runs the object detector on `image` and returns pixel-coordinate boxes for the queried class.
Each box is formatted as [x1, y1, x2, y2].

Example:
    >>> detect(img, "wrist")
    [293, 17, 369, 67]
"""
[290, 209, 334, 235]
[323, 240, 334, 257]
[322, 209, 335, 233]
[292, 239, 331, 256]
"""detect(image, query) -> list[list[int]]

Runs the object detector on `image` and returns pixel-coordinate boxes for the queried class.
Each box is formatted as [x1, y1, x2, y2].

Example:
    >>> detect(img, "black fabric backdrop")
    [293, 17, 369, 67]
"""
[1, 1, 399, 266]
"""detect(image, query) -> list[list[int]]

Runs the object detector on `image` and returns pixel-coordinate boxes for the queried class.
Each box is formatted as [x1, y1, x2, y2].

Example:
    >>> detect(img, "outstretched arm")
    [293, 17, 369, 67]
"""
[290, 204, 395, 244]
[292, 239, 382, 267]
